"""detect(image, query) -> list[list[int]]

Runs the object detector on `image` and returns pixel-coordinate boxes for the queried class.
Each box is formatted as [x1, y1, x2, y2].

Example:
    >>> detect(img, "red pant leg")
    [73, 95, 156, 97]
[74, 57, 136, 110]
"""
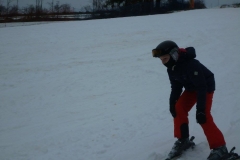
[200, 92, 226, 149]
[173, 91, 226, 149]
[174, 91, 197, 139]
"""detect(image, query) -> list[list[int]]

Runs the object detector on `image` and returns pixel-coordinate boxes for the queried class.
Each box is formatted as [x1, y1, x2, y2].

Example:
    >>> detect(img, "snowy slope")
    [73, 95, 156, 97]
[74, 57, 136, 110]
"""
[0, 8, 240, 160]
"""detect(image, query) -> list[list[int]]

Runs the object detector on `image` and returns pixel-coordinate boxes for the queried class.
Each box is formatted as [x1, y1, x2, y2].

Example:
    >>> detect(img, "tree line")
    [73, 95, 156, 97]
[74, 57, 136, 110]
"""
[0, 0, 73, 17]
[0, 0, 206, 22]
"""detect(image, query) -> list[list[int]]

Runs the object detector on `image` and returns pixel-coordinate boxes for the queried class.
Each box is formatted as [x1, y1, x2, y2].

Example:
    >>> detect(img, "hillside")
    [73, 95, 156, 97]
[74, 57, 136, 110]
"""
[0, 8, 240, 160]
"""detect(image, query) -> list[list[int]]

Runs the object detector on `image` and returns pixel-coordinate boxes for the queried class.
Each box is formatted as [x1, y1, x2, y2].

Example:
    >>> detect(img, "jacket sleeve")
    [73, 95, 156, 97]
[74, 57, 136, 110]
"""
[167, 70, 183, 107]
[188, 60, 207, 111]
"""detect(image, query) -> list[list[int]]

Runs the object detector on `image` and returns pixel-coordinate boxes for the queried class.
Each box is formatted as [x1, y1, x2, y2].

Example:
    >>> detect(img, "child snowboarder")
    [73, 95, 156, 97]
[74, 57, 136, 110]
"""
[152, 40, 228, 160]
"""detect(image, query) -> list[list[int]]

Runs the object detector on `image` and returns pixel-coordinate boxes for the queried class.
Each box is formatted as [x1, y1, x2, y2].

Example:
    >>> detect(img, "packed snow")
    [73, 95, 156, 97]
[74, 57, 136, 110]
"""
[0, 8, 240, 160]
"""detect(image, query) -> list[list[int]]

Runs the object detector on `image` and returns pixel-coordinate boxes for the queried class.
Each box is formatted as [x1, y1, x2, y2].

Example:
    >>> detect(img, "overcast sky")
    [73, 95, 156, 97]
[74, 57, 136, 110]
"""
[1, 0, 240, 10]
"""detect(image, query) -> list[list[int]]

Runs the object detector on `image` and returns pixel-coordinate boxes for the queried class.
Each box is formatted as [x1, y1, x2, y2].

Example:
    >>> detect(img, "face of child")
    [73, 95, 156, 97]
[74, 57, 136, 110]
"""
[159, 54, 170, 64]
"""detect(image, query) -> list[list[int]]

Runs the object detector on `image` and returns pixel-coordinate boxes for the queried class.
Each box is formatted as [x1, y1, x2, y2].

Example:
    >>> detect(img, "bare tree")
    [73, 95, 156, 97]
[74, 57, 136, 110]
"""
[8, 4, 18, 15]
[60, 3, 71, 13]
[36, 0, 43, 17]
[82, 5, 92, 12]
[93, 0, 105, 12]
[47, 0, 54, 13]
[23, 4, 35, 19]
[54, 1, 62, 18]
[0, 2, 6, 16]
[16, 0, 19, 13]
[6, 0, 14, 15]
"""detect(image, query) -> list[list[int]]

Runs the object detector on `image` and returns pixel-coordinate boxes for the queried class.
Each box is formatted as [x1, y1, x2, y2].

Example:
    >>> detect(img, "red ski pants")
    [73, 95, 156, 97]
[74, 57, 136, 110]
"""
[174, 91, 226, 149]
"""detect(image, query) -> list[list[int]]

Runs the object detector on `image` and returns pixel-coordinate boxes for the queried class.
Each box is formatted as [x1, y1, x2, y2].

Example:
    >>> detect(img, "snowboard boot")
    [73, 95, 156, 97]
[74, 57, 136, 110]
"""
[166, 137, 195, 160]
[207, 145, 228, 160]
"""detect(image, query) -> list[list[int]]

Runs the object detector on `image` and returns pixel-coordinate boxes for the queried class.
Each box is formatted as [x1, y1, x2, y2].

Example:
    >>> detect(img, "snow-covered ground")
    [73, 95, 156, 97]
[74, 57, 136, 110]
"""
[0, 8, 240, 160]
[0, 22, 58, 28]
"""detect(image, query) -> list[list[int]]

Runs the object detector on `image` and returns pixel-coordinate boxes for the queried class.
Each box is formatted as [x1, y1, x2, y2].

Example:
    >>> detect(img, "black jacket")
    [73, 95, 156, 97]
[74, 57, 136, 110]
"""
[167, 47, 215, 111]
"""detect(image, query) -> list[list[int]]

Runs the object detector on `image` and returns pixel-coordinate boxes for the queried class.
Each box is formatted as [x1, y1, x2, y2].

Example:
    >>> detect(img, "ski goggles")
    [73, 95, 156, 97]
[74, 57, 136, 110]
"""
[152, 47, 178, 60]
[152, 49, 165, 57]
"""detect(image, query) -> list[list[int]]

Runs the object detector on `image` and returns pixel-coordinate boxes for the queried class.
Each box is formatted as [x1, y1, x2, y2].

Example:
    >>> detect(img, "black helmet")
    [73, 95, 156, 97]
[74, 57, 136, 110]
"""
[152, 40, 178, 57]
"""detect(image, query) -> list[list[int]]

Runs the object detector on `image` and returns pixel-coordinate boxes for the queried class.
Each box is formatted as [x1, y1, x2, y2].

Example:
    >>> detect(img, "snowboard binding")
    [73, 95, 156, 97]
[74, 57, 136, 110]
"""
[225, 147, 240, 160]
[165, 136, 195, 160]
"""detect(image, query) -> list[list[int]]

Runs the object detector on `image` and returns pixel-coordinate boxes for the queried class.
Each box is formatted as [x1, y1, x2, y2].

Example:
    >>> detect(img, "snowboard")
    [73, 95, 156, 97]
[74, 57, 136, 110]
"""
[165, 138, 240, 160]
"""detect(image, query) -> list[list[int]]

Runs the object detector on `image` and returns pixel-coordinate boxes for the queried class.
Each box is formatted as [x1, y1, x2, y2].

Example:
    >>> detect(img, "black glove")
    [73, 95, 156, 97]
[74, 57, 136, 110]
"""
[170, 105, 176, 118]
[196, 110, 206, 124]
